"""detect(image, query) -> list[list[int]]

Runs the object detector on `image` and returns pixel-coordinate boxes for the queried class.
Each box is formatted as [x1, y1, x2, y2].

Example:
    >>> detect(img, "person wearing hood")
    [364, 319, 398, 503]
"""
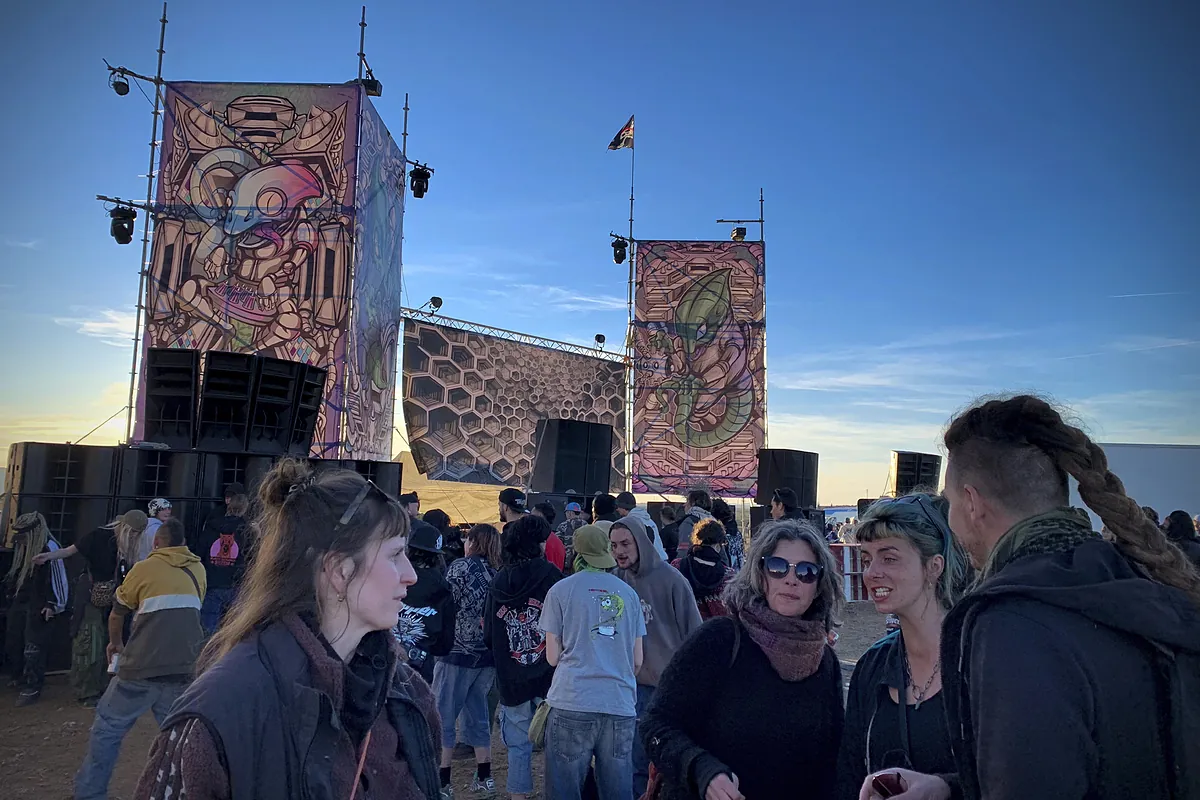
[616, 491, 668, 561]
[395, 519, 458, 684]
[484, 514, 563, 800]
[674, 490, 715, 560]
[671, 519, 736, 620]
[610, 515, 703, 798]
[865, 395, 1200, 800]
[76, 517, 207, 799]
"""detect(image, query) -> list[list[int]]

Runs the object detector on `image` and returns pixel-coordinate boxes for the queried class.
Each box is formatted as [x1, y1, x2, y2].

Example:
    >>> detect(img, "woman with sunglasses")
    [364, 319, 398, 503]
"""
[135, 458, 441, 800]
[641, 520, 845, 800]
[837, 493, 968, 800]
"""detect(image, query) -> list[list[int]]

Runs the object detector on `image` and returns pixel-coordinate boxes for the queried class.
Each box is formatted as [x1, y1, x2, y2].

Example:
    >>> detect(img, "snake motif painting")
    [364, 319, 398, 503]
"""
[632, 241, 766, 497]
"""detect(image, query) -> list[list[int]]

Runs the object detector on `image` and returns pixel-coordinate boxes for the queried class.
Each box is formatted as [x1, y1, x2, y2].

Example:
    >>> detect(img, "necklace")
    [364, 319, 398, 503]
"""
[904, 652, 941, 709]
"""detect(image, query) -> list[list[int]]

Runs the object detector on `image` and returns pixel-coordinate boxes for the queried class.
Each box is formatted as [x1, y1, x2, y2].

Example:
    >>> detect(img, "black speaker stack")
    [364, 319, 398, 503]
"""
[146, 347, 326, 455]
[890, 451, 942, 496]
[756, 448, 819, 509]
[529, 419, 614, 495]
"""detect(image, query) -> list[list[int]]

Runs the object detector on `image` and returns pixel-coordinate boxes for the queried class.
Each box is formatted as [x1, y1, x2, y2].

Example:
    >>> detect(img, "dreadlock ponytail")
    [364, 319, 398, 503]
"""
[945, 395, 1200, 605]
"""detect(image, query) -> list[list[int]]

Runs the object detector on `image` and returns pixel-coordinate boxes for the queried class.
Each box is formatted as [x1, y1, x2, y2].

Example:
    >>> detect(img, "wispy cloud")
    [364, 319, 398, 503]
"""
[1056, 336, 1199, 361]
[517, 285, 627, 313]
[54, 308, 137, 347]
[4, 239, 40, 250]
[1108, 292, 1187, 299]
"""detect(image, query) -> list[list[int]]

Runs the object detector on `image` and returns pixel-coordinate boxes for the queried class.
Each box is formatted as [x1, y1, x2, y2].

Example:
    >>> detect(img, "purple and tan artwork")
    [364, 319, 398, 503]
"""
[632, 241, 766, 497]
[140, 82, 360, 455]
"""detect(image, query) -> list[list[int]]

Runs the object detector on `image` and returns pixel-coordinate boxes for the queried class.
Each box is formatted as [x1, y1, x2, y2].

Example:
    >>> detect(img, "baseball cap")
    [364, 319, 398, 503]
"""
[565, 502, 583, 513]
[615, 491, 637, 511]
[408, 519, 444, 553]
[121, 509, 149, 532]
[224, 482, 246, 499]
[498, 487, 527, 511]
[572, 524, 617, 569]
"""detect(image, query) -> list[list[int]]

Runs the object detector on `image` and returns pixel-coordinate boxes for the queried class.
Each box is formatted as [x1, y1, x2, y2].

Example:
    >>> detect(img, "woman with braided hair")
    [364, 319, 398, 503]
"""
[861, 395, 1200, 800]
[4, 512, 69, 707]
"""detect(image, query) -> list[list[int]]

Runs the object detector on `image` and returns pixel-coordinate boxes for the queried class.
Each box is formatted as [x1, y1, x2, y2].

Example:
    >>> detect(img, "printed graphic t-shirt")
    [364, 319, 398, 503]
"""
[539, 569, 645, 717]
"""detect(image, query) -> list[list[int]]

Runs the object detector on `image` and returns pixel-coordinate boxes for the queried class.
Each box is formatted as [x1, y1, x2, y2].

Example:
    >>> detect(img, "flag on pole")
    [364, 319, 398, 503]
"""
[608, 115, 634, 150]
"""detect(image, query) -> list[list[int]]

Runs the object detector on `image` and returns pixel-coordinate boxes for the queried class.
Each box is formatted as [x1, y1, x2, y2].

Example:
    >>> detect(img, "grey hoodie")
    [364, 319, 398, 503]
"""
[624, 506, 667, 561]
[611, 516, 703, 687]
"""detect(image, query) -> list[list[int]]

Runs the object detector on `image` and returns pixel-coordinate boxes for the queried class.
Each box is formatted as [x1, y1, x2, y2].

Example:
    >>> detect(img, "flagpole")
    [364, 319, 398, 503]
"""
[625, 129, 636, 493]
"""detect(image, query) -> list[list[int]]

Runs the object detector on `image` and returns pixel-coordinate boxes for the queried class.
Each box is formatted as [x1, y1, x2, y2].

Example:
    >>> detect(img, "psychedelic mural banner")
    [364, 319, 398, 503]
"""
[345, 96, 405, 460]
[140, 82, 360, 456]
[402, 319, 627, 490]
[632, 241, 766, 497]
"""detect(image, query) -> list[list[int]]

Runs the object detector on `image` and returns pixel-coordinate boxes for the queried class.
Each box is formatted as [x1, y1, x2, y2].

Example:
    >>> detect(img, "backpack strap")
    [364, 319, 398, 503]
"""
[728, 618, 742, 669]
[177, 565, 201, 597]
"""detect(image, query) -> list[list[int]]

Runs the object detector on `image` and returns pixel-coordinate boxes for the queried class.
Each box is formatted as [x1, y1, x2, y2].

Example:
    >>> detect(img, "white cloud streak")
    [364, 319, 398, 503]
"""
[4, 239, 40, 250]
[54, 308, 137, 348]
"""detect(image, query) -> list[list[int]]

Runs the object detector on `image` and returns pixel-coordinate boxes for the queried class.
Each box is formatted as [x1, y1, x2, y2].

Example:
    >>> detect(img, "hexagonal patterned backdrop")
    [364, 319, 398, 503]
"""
[402, 320, 626, 490]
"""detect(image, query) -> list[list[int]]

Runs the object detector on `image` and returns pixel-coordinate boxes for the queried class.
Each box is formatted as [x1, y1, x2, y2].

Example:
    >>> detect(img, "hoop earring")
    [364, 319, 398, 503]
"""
[337, 594, 346, 603]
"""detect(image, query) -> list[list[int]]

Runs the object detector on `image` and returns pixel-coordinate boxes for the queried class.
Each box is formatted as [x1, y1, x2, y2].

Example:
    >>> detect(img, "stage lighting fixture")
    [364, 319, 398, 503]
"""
[109, 207, 137, 245]
[429, 296, 443, 312]
[594, 334, 606, 349]
[409, 165, 431, 198]
[611, 237, 627, 265]
[731, 226, 747, 242]
[360, 77, 383, 97]
[110, 74, 130, 96]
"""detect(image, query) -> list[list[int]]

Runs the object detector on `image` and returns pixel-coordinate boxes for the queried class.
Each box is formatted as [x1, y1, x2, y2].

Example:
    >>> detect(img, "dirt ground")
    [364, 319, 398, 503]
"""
[0, 604, 886, 799]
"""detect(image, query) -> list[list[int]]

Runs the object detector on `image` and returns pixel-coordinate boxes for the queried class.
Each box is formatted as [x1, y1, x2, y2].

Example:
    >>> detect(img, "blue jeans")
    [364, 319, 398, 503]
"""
[499, 700, 539, 794]
[200, 586, 237, 636]
[545, 707, 635, 800]
[632, 683, 655, 798]
[74, 677, 186, 800]
[432, 661, 495, 748]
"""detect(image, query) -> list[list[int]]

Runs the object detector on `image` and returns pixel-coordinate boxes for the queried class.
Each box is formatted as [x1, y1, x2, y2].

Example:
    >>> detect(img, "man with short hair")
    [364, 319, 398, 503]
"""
[540, 525, 644, 800]
[609, 516, 702, 798]
[75, 518, 206, 800]
[657, 505, 681, 561]
[769, 487, 804, 521]
[400, 491, 421, 520]
[674, 489, 714, 559]
[615, 492, 667, 561]
[593, 493, 620, 524]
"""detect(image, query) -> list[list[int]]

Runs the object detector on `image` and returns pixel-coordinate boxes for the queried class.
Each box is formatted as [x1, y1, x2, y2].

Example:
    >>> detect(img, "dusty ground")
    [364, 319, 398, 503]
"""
[0, 604, 886, 799]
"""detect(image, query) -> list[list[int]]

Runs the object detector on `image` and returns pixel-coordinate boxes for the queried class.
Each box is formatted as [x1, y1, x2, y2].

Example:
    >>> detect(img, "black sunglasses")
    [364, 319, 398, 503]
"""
[335, 479, 394, 533]
[883, 495, 954, 561]
[762, 556, 824, 583]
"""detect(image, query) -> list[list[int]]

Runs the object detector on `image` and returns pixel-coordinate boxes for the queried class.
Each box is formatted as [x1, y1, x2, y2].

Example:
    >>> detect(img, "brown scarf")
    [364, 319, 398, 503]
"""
[736, 599, 828, 682]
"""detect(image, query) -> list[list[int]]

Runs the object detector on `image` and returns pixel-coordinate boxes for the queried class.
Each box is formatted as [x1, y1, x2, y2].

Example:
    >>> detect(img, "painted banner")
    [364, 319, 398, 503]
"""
[403, 320, 626, 490]
[345, 96, 405, 460]
[632, 241, 766, 496]
[140, 82, 403, 458]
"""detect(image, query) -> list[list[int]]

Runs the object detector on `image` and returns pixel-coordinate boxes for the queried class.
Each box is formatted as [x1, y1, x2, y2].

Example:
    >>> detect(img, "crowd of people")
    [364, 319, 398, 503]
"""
[2, 394, 1199, 799]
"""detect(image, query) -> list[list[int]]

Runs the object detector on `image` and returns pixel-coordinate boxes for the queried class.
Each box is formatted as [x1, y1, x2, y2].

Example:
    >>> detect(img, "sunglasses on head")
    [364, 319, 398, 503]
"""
[335, 479, 394, 533]
[762, 556, 824, 583]
[884, 495, 954, 561]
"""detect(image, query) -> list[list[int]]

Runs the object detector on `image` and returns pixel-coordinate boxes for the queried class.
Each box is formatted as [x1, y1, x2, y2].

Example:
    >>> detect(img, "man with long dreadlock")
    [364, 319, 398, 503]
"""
[4, 512, 69, 706]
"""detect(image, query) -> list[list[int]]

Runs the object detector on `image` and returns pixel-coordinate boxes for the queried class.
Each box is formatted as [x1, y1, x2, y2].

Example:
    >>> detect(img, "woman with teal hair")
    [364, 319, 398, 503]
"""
[836, 493, 969, 800]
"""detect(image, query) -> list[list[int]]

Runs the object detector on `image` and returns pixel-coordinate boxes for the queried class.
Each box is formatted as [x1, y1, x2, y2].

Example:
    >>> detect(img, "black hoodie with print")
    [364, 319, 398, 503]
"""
[483, 558, 562, 706]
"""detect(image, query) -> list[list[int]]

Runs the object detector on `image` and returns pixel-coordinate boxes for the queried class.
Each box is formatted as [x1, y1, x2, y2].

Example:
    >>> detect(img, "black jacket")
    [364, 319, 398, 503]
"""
[942, 538, 1200, 800]
[484, 558, 562, 706]
[642, 615, 843, 800]
[837, 631, 958, 800]
[659, 522, 681, 561]
[163, 619, 441, 800]
[395, 565, 457, 683]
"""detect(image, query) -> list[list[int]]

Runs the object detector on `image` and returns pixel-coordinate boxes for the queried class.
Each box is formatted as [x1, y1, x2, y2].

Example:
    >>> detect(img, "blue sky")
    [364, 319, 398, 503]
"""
[1, 1, 1197, 502]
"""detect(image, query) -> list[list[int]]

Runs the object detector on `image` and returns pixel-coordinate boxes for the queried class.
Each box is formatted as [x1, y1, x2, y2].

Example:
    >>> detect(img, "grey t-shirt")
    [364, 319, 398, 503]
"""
[539, 569, 646, 717]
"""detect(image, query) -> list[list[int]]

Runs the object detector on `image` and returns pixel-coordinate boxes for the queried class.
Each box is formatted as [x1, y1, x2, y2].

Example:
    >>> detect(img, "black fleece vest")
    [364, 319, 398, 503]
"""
[163, 622, 440, 800]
